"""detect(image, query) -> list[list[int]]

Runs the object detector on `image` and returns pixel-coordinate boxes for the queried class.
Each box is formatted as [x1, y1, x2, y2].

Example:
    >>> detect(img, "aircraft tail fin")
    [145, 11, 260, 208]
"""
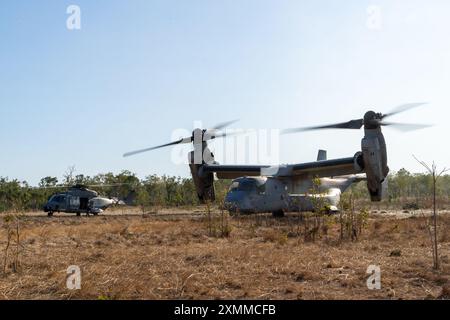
[317, 149, 327, 161]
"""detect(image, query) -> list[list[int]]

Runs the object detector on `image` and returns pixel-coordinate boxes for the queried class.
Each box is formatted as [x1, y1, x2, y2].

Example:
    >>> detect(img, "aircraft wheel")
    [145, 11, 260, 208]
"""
[76, 212, 81, 217]
[47, 212, 53, 217]
[272, 210, 285, 218]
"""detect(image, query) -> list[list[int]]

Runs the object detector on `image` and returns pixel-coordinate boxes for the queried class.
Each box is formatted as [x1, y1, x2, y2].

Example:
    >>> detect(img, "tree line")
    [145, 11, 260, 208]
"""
[0, 170, 231, 212]
[0, 168, 449, 212]
[350, 168, 450, 208]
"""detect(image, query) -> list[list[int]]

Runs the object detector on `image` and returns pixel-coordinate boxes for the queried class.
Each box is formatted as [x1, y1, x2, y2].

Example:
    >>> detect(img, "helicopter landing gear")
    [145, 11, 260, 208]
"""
[47, 212, 54, 217]
[76, 212, 81, 217]
[272, 210, 285, 218]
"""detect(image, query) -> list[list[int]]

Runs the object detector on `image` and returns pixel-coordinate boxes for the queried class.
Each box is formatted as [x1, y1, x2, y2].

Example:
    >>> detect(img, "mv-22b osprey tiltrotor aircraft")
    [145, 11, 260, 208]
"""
[124, 104, 430, 217]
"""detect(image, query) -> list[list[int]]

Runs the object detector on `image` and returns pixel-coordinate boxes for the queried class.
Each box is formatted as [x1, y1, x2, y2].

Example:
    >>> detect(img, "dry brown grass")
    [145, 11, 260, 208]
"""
[0, 211, 448, 300]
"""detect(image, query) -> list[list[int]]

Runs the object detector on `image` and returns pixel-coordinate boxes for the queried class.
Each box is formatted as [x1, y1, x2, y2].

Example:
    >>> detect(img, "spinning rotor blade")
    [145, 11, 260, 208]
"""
[30, 183, 131, 190]
[212, 119, 239, 131]
[382, 102, 428, 119]
[282, 102, 430, 134]
[123, 120, 239, 157]
[82, 183, 133, 188]
[123, 138, 186, 157]
[203, 129, 246, 141]
[282, 119, 363, 134]
[29, 185, 65, 190]
[379, 122, 432, 132]
[203, 119, 240, 140]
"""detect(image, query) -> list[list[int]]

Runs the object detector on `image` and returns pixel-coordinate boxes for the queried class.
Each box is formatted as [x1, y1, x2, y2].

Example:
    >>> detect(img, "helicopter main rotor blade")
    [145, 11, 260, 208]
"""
[28, 185, 63, 190]
[382, 102, 428, 119]
[282, 119, 364, 134]
[123, 138, 188, 157]
[84, 183, 133, 188]
[28, 183, 133, 190]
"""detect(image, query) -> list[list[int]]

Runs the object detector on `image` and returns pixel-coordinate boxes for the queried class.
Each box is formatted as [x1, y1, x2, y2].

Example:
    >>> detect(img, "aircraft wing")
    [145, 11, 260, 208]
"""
[289, 157, 361, 178]
[202, 155, 363, 179]
[202, 165, 269, 179]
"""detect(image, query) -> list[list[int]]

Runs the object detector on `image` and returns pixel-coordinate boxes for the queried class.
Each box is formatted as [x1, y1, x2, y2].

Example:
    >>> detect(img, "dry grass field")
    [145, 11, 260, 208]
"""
[0, 208, 449, 300]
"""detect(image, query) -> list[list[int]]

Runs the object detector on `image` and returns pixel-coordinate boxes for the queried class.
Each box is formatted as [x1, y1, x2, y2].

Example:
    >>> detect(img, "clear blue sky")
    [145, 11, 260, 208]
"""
[1, 0, 449, 185]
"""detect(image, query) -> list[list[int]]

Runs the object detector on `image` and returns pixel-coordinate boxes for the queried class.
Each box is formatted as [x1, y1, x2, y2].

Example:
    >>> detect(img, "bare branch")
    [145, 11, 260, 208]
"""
[412, 155, 446, 270]
[412, 155, 432, 173]
[437, 167, 449, 178]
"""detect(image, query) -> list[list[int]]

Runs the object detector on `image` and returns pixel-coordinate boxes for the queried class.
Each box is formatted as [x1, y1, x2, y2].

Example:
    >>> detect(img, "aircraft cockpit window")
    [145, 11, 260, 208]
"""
[238, 180, 256, 191]
[51, 195, 66, 203]
[256, 183, 266, 195]
[229, 179, 266, 193]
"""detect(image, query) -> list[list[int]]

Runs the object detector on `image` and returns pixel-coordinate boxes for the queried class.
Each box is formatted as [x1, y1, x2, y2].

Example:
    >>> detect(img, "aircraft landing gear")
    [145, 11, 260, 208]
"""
[272, 210, 285, 218]
[47, 212, 53, 217]
[86, 211, 98, 217]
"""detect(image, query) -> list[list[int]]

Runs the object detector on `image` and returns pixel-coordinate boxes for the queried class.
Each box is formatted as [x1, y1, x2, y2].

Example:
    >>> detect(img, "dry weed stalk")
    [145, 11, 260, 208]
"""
[2, 214, 22, 275]
[413, 155, 448, 270]
[338, 193, 368, 242]
[204, 198, 231, 238]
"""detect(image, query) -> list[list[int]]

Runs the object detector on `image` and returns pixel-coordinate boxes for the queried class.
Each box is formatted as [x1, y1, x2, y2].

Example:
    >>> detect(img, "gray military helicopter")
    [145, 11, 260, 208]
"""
[123, 104, 430, 216]
[43, 184, 125, 217]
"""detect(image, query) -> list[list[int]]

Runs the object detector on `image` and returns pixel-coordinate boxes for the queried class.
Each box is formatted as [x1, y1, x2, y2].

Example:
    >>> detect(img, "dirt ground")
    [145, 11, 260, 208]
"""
[0, 208, 449, 300]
